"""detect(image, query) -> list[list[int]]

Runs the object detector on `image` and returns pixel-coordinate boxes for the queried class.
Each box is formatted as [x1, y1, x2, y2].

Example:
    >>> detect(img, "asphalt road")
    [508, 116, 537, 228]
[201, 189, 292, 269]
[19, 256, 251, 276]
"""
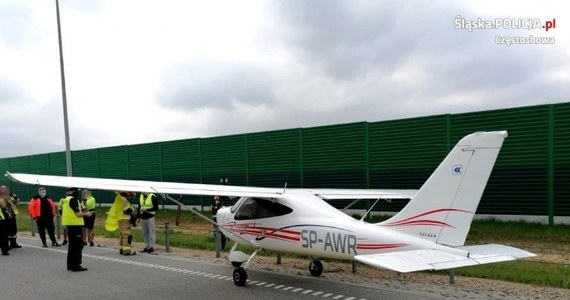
[1, 237, 446, 300]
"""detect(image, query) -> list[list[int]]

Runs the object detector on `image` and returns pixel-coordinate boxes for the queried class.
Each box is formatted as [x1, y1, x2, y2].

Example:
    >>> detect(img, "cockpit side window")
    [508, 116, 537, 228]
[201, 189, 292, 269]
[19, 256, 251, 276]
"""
[234, 198, 293, 220]
[230, 197, 246, 213]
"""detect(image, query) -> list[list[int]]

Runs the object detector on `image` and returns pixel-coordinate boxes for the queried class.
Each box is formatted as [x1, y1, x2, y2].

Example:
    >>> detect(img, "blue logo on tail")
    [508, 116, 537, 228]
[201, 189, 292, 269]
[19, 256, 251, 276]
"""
[452, 165, 463, 175]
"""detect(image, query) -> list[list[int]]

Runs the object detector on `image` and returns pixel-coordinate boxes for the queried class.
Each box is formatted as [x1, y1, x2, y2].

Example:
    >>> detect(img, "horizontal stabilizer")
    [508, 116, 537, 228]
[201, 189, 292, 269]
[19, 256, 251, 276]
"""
[458, 244, 536, 260]
[354, 244, 535, 273]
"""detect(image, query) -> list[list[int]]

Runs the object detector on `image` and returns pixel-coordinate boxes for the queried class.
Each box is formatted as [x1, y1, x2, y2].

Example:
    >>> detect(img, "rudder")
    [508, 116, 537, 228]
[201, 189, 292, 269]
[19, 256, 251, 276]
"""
[379, 131, 507, 246]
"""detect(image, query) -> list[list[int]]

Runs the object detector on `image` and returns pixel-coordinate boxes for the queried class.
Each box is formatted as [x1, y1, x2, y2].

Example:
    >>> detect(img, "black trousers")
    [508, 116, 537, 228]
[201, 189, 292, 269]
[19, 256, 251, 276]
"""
[0, 220, 8, 254]
[66, 226, 84, 269]
[37, 217, 57, 244]
[6, 216, 17, 237]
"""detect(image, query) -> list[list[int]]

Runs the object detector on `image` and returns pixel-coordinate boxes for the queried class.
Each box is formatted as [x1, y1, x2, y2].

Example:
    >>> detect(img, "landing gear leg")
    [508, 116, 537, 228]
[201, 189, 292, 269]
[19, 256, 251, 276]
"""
[233, 248, 262, 287]
[229, 243, 242, 267]
[309, 259, 323, 277]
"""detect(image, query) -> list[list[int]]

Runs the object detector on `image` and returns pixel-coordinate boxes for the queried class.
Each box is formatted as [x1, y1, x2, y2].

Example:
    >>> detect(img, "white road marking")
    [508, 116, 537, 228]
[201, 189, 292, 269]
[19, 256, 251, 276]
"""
[22, 242, 365, 300]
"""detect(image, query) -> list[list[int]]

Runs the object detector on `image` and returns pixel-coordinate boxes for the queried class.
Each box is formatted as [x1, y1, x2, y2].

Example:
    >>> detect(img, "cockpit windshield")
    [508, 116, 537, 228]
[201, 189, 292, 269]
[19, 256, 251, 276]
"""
[234, 197, 293, 220]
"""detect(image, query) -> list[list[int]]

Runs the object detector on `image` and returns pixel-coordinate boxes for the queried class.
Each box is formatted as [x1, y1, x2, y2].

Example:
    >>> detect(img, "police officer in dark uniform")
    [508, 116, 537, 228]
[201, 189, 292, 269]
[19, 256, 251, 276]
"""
[0, 198, 9, 255]
[61, 188, 92, 271]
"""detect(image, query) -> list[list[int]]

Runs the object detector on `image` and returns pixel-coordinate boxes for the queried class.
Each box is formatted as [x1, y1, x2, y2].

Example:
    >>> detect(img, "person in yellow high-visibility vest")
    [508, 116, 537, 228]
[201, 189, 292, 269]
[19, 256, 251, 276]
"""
[58, 197, 69, 245]
[61, 187, 92, 272]
[81, 190, 97, 247]
[138, 192, 158, 253]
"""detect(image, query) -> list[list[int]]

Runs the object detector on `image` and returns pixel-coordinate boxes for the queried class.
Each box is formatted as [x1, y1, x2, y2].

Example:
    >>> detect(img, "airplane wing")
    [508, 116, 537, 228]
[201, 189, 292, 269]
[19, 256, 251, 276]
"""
[5, 172, 416, 200]
[5, 172, 284, 198]
[354, 244, 535, 273]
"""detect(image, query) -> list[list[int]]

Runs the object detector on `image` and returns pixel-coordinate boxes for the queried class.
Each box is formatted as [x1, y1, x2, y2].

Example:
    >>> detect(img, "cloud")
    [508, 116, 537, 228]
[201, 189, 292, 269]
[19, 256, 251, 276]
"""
[157, 61, 276, 110]
[0, 0, 568, 158]
[268, 0, 472, 80]
[0, 95, 66, 157]
[263, 0, 570, 118]
[0, 76, 24, 104]
[0, 1, 35, 47]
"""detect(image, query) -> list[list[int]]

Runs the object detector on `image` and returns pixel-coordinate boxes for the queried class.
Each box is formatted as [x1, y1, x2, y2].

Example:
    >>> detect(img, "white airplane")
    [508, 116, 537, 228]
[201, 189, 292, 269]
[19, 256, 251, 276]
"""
[6, 131, 535, 286]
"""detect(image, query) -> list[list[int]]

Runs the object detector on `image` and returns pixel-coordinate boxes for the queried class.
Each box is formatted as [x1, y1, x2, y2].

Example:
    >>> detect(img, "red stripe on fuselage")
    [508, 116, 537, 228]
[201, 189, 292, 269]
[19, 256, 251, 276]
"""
[382, 208, 472, 227]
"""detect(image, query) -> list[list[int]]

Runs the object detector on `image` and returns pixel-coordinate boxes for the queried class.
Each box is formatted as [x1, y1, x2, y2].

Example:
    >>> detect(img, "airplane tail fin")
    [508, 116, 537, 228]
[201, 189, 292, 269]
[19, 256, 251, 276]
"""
[379, 131, 508, 247]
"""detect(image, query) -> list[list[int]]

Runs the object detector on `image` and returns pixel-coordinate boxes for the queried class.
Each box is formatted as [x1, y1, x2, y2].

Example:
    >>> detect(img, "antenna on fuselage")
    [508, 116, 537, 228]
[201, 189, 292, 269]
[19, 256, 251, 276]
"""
[282, 182, 288, 194]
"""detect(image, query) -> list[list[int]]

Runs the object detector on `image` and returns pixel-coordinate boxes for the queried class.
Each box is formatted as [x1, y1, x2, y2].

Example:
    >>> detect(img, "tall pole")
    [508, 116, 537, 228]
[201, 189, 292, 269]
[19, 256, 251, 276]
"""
[56, 0, 73, 176]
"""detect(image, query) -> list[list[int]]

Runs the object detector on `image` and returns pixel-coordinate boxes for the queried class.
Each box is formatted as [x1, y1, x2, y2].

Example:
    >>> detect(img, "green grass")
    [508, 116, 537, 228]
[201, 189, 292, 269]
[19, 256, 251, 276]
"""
[16, 205, 570, 289]
[466, 218, 570, 245]
[453, 261, 570, 289]
[93, 227, 222, 251]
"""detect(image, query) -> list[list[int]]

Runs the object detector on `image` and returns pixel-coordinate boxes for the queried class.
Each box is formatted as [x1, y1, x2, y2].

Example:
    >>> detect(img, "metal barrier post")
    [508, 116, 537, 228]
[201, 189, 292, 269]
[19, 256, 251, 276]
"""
[214, 226, 221, 258]
[449, 269, 455, 284]
[165, 222, 171, 252]
[352, 260, 357, 273]
[31, 218, 36, 236]
[276, 253, 282, 265]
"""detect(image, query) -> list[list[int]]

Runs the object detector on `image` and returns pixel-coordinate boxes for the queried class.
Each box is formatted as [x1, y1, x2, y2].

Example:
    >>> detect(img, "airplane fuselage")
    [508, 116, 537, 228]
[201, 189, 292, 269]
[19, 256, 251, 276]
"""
[216, 192, 437, 260]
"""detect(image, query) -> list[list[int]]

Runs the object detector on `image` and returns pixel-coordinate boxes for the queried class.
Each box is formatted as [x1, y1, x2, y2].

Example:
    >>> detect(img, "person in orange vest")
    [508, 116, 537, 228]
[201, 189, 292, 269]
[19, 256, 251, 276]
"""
[28, 187, 60, 247]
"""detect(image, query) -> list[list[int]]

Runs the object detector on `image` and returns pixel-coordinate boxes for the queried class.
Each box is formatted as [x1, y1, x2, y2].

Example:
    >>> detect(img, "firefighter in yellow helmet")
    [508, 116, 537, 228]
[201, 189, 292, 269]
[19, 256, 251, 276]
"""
[117, 192, 136, 255]
[0, 185, 21, 249]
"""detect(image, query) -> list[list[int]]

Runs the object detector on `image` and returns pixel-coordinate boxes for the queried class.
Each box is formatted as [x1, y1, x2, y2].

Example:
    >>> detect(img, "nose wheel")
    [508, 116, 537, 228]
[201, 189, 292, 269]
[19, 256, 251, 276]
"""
[231, 248, 262, 286]
[309, 259, 323, 277]
[233, 267, 248, 286]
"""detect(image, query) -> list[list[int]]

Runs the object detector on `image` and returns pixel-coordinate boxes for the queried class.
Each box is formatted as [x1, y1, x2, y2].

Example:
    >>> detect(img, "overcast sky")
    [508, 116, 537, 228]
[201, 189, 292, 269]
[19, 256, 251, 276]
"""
[0, 0, 568, 157]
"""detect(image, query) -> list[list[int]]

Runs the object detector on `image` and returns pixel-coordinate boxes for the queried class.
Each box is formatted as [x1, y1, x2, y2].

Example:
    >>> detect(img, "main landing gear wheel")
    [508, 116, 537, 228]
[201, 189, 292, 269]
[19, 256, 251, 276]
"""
[233, 267, 248, 286]
[309, 260, 323, 277]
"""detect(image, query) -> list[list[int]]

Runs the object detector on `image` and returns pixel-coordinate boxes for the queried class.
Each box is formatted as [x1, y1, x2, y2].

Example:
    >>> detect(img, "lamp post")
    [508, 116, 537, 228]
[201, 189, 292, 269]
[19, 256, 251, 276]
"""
[55, 0, 73, 176]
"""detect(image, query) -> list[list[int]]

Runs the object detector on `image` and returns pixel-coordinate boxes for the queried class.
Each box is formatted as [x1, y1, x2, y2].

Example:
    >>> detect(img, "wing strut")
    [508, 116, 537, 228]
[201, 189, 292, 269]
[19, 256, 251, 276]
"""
[155, 190, 253, 246]
[360, 197, 391, 222]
